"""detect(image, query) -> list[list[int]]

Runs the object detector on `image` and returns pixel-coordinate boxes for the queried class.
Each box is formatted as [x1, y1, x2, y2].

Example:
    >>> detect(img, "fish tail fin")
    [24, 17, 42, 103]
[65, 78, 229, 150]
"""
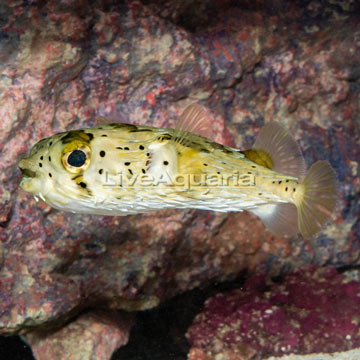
[248, 123, 336, 238]
[252, 161, 337, 239]
[296, 160, 337, 238]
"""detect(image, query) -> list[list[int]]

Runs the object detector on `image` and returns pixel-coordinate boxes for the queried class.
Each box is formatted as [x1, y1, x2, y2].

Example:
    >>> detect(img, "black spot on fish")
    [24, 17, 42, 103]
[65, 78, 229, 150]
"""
[79, 182, 87, 188]
[49, 141, 53, 146]
[182, 140, 201, 149]
[61, 132, 74, 143]
[158, 134, 172, 142]
[111, 123, 138, 131]
[124, 147, 130, 151]
[203, 163, 208, 166]
[142, 169, 146, 174]
[248, 172, 252, 174]
[285, 187, 288, 191]
[100, 150, 105, 157]
[286, 180, 289, 182]
[124, 162, 130, 166]
[272, 181, 275, 183]
[101, 134, 108, 137]
[212, 143, 232, 153]
[99, 169, 103, 174]
[48, 156, 51, 162]
[163, 161, 169, 166]
[85, 133, 94, 141]
[61, 130, 93, 144]
[40, 156, 44, 160]
[217, 171, 220, 174]
[39, 162, 42, 167]
[251, 165, 256, 168]
[293, 188, 296, 192]
[49, 173, 52, 178]
[258, 193, 262, 195]
[68, 150, 86, 167]
[219, 147, 232, 154]
[128, 169, 133, 175]
[279, 181, 282, 184]
[200, 148, 210, 153]
[146, 153, 150, 156]
[139, 145, 144, 150]
[131, 128, 152, 132]
[116, 146, 123, 150]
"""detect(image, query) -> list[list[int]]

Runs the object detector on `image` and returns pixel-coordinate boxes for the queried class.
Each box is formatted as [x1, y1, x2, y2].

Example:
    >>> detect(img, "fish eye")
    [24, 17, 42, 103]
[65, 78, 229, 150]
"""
[62, 146, 91, 173]
[68, 150, 87, 167]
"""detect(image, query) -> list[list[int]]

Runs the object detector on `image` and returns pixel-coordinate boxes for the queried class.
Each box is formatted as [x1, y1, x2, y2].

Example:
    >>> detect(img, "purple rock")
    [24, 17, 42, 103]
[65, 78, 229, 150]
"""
[187, 267, 360, 359]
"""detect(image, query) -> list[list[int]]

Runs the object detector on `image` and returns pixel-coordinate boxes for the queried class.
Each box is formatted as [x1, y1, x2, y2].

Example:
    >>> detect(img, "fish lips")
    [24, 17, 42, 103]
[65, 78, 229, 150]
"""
[18, 159, 38, 191]
[18, 167, 39, 193]
[20, 167, 37, 179]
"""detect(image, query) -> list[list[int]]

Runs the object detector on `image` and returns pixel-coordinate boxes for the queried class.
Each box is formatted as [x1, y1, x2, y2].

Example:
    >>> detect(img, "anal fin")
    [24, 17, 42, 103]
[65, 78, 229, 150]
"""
[250, 202, 299, 238]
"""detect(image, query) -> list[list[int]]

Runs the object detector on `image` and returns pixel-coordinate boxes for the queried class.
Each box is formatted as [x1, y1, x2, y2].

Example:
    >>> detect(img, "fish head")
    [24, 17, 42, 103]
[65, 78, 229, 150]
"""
[18, 129, 94, 211]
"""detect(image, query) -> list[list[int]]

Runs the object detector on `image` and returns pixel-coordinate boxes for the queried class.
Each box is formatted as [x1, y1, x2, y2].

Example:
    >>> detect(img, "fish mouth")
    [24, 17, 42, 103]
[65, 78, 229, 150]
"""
[20, 167, 37, 178]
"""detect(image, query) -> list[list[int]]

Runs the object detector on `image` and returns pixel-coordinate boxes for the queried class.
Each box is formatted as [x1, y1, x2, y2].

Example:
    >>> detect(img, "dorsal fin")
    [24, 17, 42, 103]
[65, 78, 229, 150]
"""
[251, 122, 306, 181]
[172, 104, 213, 146]
[146, 104, 212, 184]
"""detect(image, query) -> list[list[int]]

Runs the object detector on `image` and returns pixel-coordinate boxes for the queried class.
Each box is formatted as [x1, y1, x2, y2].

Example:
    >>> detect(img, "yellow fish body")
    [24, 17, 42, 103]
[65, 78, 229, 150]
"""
[18, 104, 336, 238]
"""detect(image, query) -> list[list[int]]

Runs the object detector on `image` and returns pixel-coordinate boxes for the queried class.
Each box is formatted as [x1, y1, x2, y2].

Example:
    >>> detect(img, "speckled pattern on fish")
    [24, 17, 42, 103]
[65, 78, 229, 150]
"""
[18, 104, 336, 238]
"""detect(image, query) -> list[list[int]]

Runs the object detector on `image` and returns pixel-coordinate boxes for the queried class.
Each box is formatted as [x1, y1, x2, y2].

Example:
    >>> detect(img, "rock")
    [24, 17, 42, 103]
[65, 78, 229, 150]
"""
[187, 267, 360, 359]
[22, 310, 133, 360]
[0, 0, 359, 359]
[265, 349, 360, 360]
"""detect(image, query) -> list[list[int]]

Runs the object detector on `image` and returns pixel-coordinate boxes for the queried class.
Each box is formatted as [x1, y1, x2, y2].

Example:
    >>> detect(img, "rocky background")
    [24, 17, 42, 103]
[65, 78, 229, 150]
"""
[0, 0, 359, 359]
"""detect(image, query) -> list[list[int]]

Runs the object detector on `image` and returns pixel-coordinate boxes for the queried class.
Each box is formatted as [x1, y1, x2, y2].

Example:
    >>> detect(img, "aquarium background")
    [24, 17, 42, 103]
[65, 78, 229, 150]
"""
[0, 0, 359, 359]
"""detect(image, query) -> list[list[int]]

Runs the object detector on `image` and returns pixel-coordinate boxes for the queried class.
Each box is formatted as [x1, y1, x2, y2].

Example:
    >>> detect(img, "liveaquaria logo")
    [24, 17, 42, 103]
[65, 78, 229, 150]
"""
[102, 171, 256, 188]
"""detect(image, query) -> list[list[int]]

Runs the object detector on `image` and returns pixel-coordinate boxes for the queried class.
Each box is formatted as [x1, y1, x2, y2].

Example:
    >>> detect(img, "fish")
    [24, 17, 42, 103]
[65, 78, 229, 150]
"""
[18, 104, 337, 238]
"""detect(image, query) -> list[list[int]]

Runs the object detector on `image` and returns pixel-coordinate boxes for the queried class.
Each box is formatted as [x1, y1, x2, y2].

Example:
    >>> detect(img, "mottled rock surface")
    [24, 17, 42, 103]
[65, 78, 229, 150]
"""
[23, 310, 133, 360]
[0, 0, 359, 359]
[187, 267, 360, 360]
[266, 349, 360, 360]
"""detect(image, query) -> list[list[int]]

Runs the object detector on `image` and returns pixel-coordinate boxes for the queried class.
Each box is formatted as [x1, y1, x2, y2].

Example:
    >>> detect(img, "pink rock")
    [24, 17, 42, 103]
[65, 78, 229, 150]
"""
[23, 310, 134, 360]
[187, 267, 360, 358]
